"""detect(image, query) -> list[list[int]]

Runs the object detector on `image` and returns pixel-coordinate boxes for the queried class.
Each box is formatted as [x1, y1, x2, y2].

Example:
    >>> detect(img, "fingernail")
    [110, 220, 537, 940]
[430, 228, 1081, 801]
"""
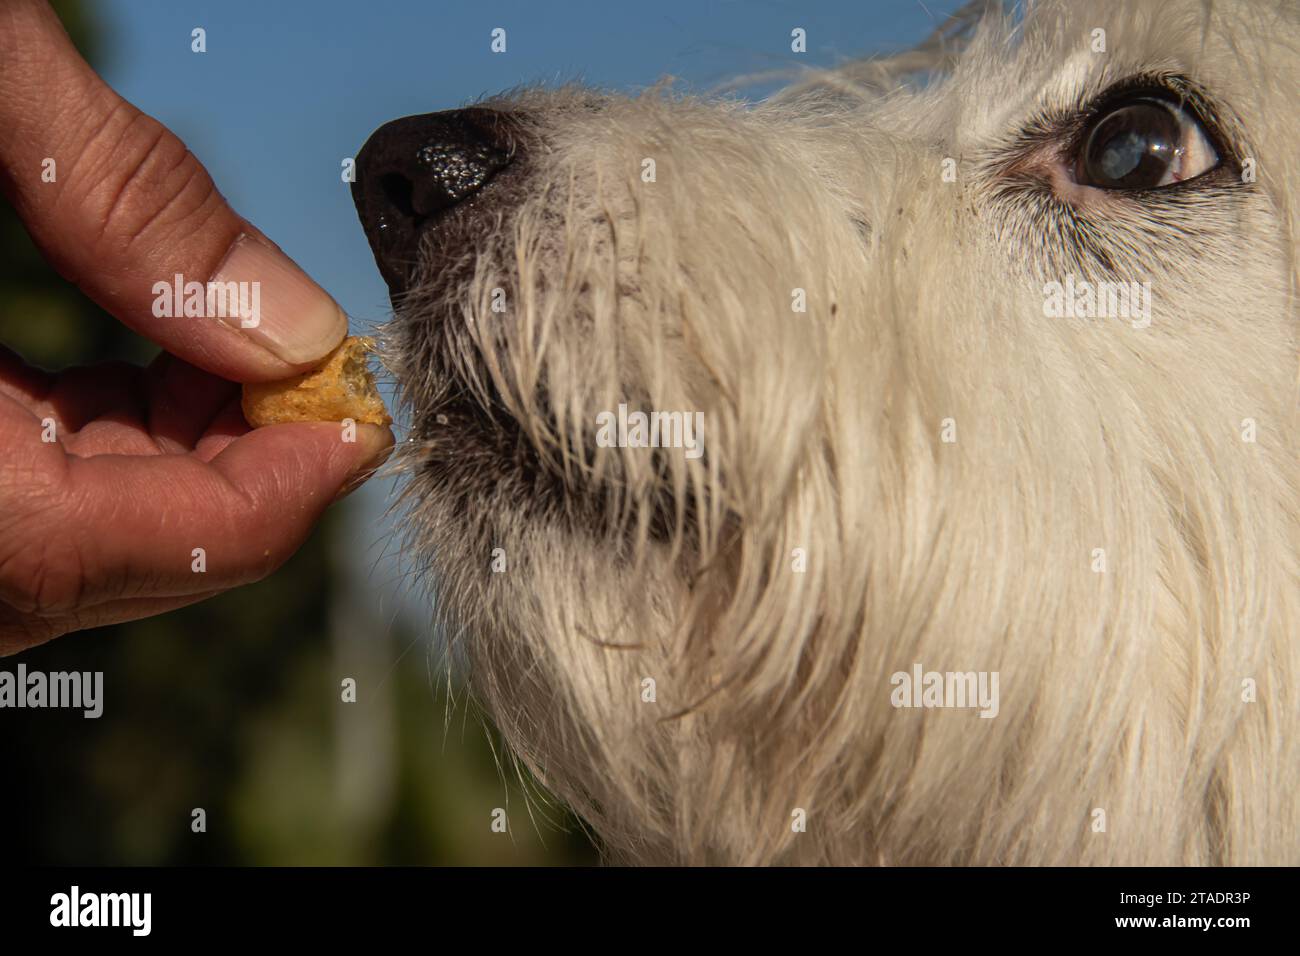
[334, 424, 395, 502]
[210, 234, 348, 366]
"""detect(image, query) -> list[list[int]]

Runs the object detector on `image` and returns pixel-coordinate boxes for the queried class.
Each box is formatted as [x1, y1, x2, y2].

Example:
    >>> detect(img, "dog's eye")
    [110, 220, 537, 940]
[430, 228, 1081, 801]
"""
[1076, 96, 1219, 189]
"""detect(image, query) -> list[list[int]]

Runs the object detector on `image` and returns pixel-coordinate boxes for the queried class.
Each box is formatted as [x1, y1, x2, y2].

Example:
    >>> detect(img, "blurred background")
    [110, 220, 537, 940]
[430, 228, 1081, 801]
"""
[0, 0, 961, 865]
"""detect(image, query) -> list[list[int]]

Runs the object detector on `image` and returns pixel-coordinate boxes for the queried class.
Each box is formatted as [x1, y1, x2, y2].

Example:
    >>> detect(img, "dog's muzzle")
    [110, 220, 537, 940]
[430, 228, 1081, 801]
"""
[352, 108, 521, 294]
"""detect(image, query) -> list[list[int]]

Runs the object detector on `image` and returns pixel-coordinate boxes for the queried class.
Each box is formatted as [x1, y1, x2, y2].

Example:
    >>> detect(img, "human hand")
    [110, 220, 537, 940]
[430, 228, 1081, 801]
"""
[0, 0, 393, 653]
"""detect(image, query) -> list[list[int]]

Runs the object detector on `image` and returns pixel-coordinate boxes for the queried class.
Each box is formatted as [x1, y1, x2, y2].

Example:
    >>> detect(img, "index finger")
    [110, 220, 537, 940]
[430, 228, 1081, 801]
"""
[0, 0, 347, 382]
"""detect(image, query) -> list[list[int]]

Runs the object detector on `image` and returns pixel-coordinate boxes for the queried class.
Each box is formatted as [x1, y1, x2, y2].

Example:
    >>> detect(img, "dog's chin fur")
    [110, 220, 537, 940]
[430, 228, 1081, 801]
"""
[382, 0, 1300, 865]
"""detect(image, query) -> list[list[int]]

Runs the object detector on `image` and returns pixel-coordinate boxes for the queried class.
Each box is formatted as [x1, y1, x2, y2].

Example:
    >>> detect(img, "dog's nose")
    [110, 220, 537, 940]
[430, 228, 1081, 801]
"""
[352, 108, 516, 292]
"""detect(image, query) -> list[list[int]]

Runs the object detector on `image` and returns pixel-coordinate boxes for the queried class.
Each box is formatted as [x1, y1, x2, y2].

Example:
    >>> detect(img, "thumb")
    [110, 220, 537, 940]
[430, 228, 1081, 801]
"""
[0, 0, 347, 383]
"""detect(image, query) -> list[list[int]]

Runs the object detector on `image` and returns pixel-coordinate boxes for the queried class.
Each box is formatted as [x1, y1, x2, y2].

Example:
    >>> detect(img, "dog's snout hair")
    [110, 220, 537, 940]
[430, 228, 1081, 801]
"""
[362, 0, 1300, 865]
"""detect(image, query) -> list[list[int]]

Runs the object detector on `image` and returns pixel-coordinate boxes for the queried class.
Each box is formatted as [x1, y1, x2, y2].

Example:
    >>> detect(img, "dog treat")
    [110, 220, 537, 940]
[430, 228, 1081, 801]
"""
[241, 335, 391, 427]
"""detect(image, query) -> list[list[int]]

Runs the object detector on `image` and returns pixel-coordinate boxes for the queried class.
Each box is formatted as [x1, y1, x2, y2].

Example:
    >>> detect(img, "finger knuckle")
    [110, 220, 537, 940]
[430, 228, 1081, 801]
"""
[0, 496, 85, 615]
[87, 108, 223, 254]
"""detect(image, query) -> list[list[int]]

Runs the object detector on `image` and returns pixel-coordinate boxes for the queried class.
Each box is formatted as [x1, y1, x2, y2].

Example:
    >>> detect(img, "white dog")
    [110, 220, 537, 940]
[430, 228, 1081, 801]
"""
[352, 0, 1299, 865]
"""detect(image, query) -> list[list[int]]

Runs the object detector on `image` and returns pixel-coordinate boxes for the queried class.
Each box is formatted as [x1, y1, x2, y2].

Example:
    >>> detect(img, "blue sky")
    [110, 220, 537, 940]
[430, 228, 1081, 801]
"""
[90, 0, 965, 626]
[94, 0, 966, 333]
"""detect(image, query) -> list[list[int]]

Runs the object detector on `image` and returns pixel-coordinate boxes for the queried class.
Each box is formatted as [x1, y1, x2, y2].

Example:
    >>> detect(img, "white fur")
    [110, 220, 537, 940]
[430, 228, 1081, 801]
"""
[387, 0, 1299, 864]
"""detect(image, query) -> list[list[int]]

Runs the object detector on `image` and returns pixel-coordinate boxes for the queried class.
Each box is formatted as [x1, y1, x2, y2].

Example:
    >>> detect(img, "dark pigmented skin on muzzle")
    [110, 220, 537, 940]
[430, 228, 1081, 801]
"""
[351, 107, 522, 294]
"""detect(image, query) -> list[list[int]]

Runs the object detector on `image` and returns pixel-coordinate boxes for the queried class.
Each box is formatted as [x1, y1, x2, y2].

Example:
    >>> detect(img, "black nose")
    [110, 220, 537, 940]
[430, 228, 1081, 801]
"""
[352, 108, 516, 293]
